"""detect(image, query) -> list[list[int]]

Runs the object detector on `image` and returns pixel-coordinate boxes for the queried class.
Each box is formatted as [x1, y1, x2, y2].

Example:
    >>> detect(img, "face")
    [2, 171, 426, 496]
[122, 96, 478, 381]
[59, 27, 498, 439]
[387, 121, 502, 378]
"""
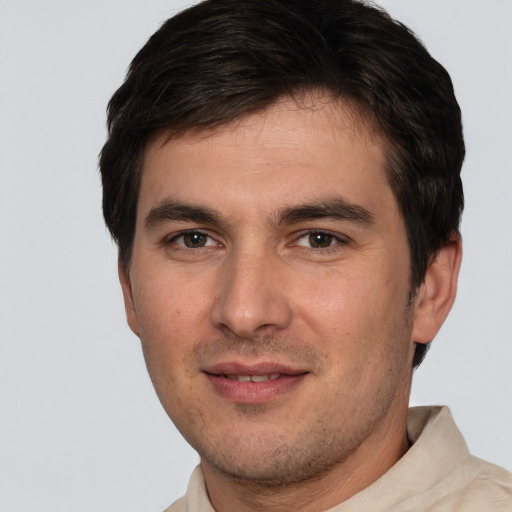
[122, 97, 421, 487]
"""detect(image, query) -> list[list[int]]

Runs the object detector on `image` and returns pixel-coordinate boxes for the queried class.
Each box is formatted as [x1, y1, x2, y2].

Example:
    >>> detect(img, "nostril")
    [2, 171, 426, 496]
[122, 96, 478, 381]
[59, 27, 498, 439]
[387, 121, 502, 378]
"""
[209, 257, 293, 336]
[210, 292, 293, 337]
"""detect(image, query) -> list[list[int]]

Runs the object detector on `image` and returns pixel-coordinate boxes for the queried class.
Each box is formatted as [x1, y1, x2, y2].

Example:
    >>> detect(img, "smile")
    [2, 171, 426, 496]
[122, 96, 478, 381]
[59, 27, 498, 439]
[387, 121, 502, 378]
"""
[225, 373, 281, 382]
[204, 366, 309, 404]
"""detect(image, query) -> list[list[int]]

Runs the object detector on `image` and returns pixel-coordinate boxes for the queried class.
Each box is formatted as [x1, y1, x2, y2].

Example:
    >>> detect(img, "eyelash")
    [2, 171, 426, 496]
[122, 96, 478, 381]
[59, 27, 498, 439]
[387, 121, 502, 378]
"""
[166, 230, 219, 249]
[293, 230, 348, 252]
[165, 229, 348, 252]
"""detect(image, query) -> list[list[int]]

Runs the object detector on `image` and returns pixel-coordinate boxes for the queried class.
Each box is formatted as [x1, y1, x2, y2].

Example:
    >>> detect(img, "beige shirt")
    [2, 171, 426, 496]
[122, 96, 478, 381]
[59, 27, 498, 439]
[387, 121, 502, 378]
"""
[165, 406, 512, 511]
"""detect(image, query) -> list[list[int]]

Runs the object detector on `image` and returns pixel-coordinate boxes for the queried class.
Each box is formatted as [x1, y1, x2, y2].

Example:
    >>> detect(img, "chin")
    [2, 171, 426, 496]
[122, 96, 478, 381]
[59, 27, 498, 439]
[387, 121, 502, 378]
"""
[198, 428, 355, 488]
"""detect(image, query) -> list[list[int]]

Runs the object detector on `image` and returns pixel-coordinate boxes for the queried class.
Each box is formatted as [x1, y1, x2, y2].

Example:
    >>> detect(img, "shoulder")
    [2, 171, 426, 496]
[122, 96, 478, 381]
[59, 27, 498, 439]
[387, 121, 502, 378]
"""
[401, 407, 512, 511]
[459, 457, 512, 512]
[161, 465, 211, 512]
[440, 456, 512, 511]
[163, 495, 187, 512]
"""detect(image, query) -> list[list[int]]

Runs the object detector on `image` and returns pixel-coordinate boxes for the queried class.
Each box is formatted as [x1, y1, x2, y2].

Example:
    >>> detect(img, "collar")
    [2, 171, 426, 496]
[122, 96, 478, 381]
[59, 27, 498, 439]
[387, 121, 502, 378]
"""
[179, 406, 470, 512]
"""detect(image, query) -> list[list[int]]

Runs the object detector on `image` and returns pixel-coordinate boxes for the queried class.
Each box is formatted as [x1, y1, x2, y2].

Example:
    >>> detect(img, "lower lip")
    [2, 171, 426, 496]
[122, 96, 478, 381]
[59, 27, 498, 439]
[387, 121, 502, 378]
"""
[205, 373, 307, 404]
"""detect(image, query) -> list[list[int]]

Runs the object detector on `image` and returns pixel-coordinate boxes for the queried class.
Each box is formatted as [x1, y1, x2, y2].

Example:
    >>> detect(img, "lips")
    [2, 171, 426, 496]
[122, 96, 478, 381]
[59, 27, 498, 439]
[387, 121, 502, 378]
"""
[204, 362, 308, 403]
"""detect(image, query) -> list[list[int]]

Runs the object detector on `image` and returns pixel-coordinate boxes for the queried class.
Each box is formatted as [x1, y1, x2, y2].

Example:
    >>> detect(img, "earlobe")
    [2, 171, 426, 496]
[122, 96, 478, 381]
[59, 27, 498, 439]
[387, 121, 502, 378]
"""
[118, 260, 141, 337]
[411, 235, 463, 344]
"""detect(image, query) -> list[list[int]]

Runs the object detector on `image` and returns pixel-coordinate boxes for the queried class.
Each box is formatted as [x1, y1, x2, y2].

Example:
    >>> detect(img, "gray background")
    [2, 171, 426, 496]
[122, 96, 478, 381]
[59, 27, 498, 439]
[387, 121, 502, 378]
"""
[1, 0, 511, 510]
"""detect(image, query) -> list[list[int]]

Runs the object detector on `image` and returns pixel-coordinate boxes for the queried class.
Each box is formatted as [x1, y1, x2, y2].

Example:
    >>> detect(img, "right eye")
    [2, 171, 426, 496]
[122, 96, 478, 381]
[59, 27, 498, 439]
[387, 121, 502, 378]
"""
[169, 231, 217, 249]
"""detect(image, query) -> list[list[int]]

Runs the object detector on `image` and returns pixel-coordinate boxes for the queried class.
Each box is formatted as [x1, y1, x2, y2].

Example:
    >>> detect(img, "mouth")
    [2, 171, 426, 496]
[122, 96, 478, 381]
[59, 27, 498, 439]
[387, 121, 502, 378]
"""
[203, 363, 309, 404]
[222, 373, 281, 382]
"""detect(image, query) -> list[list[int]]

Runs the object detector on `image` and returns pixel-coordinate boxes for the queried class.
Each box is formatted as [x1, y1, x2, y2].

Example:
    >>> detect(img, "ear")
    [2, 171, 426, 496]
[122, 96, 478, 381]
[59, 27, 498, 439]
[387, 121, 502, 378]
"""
[118, 260, 141, 337]
[411, 234, 463, 344]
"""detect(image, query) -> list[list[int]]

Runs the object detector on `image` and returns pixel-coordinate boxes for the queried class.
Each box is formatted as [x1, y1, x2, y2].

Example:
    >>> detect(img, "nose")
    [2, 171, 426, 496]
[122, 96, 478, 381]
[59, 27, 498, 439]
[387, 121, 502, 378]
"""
[210, 249, 293, 338]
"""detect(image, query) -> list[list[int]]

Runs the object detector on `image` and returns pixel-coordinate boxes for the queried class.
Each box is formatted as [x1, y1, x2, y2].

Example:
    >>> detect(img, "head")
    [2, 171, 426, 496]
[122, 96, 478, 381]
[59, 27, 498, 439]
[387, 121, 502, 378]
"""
[100, 0, 464, 367]
[99, 0, 463, 503]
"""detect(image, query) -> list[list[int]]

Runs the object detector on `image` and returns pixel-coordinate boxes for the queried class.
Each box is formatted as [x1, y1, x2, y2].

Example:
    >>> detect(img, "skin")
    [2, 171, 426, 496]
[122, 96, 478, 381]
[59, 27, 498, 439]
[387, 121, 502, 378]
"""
[120, 96, 461, 512]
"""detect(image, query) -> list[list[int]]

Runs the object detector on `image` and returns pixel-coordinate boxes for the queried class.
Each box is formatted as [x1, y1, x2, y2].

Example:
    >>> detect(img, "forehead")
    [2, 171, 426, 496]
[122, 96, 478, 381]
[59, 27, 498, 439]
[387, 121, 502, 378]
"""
[139, 95, 393, 218]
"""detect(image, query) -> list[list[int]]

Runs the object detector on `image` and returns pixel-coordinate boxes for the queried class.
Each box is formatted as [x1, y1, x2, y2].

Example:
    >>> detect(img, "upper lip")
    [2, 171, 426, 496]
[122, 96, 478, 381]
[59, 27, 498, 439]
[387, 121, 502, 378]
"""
[203, 361, 308, 377]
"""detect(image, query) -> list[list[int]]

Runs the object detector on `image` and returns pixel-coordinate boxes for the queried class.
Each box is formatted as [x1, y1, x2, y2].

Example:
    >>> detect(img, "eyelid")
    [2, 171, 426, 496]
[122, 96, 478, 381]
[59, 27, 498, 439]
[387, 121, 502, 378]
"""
[165, 229, 220, 248]
[293, 229, 349, 249]
[162, 228, 349, 250]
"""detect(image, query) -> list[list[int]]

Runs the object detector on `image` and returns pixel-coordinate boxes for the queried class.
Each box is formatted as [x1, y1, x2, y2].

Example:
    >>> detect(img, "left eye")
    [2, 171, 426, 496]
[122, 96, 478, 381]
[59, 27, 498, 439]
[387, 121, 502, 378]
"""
[296, 231, 340, 249]
[171, 231, 216, 248]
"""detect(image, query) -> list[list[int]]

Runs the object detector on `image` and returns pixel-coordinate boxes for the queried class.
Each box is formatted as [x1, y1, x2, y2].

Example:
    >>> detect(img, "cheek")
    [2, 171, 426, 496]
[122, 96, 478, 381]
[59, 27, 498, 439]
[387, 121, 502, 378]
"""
[296, 264, 410, 362]
[134, 268, 211, 334]
[296, 266, 390, 327]
[133, 284, 207, 425]
[130, 274, 212, 387]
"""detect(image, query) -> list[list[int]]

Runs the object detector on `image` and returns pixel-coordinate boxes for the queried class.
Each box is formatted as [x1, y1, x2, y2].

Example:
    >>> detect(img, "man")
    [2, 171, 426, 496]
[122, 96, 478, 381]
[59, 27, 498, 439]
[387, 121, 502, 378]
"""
[99, 0, 512, 510]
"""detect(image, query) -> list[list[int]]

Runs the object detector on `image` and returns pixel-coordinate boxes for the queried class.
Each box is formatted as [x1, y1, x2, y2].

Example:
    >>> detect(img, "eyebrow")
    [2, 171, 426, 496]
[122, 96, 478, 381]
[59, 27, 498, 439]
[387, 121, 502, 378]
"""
[144, 196, 375, 231]
[144, 201, 224, 230]
[272, 197, 375, 227]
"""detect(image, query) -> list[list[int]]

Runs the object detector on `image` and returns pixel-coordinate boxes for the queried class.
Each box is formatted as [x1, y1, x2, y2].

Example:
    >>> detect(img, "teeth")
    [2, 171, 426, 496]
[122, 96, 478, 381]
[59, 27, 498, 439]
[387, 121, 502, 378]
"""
[226, 373, 281, 382]
[251, 375, 268, 383]
[230, 375, 251, 382]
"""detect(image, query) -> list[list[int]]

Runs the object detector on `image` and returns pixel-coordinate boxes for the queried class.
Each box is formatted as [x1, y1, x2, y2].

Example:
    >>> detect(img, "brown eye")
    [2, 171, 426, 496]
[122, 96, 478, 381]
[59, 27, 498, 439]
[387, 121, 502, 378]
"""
[308, 232, 334, 248]
[183, 232, 207, 248]
[172, 231, 213, 248]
